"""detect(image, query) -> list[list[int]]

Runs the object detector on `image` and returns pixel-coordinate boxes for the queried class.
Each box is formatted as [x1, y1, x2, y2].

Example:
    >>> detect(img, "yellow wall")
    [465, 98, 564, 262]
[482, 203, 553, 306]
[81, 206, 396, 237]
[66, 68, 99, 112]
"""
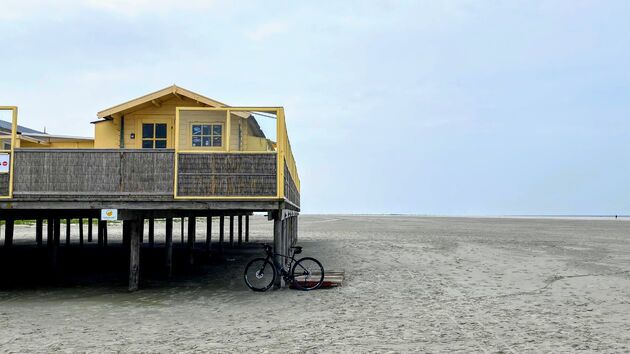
[94, 119, 120, 148]
[95, 95, 272, 151]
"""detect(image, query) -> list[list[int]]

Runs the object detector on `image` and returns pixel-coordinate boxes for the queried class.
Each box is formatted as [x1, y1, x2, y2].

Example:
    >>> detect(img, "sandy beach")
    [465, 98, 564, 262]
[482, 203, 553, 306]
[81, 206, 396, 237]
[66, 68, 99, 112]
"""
[1, 215, 629, 352]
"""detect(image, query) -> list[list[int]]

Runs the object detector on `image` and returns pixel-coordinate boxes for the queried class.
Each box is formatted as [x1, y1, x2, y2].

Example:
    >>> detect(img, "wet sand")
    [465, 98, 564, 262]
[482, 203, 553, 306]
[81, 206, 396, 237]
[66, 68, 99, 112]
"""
[1, 215, 629, 352]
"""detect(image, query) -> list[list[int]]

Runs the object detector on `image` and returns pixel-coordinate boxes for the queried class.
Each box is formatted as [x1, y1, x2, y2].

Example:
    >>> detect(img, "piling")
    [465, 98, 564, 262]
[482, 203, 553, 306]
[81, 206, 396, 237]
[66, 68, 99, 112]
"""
[206, 215, 212, 252]
[229, 215, 234, 248]
[36, 218, 43, 247]
[128, 218, 141, 292]
[188, 216, 196, 265]
[165, 217, 173, 277]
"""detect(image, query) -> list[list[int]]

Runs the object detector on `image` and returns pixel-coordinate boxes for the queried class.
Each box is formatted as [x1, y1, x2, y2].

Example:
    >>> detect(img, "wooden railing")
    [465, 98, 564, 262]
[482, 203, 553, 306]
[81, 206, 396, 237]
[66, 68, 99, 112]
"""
[9, 149, 278, 200]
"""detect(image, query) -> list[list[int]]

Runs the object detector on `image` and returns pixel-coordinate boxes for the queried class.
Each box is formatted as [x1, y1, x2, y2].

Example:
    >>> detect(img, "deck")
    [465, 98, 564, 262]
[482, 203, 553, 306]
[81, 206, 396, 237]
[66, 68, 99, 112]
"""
[1, 148, 299, 213]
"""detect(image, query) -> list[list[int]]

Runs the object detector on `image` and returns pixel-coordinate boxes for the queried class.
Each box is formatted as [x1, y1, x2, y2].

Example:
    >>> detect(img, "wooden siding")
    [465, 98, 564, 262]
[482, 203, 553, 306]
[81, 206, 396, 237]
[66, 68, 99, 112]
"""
[12, 149, 173, 196]
[0, 173, 8, 196]
[177, 153, 277, 197]
[284, 159, 300, 207]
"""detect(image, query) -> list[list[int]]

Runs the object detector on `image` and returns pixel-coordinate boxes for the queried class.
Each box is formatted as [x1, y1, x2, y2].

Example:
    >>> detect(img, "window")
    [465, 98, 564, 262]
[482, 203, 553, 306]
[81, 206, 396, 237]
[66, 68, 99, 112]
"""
[192, 124, 222, 147]
[142, 123, 168, 149]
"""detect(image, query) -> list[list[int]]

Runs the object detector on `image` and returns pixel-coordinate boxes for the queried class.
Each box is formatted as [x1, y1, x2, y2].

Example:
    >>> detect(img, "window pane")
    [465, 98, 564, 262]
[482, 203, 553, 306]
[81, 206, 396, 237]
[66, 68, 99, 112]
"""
[192, 125, 202, 136]
[155, 124, 167, 138]
[202, 137, 211, 146]
[202, 125, 210, 135]
[212, 136, 222, 146]
[155, 139, 167, 148]
[192, 136, 202, 147]
[212, 125, 222, 135]
[142, 124, 154, 139]
[142, 140, 154, 149]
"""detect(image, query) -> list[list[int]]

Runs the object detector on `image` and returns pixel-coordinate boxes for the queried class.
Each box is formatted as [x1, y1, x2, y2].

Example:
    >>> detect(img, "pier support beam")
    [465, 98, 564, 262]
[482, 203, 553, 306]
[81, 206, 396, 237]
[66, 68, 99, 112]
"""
[180, 217, 185, 244]
[4, 218, 14, 248]
[79, 218, 84, 246]
[238, 215, 243, 246]
[219, 216, 225, 251]
[187, 216, 196, 265]
[128, 218, 141, 292]
[229, 215, 234, 248]
[273, 213, 284, 288]
[66, 218, 71, 245]
[165, 217, 173, 277]
[88, 218, 93, 242]
[206, 215, 212, 252]
[245, 215, 249, 242]
[54, 218, 61, 246]
[103, 221, 108, 247]
[47, 218, 53, 246]
[148, 218, 155, 247]
[36, 218, 43, 247]
[97, 220, 104, 247]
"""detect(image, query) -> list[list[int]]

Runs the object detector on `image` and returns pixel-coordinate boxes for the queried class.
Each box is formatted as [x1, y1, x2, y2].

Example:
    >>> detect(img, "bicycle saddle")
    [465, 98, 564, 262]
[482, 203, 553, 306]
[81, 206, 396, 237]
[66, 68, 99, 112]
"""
[291, 246, 302, 254]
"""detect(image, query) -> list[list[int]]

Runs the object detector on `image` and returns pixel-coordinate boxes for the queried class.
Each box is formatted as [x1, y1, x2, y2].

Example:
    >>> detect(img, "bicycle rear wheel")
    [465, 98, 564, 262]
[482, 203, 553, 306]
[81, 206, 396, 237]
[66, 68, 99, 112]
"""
[291, 257, 325, 291]
[244, 258, 276, 292]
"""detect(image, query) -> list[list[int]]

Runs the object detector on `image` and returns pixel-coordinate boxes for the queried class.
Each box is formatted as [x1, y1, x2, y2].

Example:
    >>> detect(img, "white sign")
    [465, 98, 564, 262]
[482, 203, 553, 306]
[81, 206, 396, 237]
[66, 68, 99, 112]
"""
[0, 154, 9, 173]
[101, 209, 118, 221]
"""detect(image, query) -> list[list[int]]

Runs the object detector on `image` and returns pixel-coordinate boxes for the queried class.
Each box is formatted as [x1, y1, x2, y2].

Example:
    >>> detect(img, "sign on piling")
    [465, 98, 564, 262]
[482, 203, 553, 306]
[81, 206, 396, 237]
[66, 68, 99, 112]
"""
[0, 154, 9, 173]
[101, 209, 118, 221]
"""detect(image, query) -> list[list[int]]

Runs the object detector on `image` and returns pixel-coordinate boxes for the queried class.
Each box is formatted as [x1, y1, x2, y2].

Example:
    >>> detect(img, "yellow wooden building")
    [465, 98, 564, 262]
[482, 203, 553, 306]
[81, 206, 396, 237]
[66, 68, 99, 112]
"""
[93, 85, 273, 152]
[1, 86, 300, 290]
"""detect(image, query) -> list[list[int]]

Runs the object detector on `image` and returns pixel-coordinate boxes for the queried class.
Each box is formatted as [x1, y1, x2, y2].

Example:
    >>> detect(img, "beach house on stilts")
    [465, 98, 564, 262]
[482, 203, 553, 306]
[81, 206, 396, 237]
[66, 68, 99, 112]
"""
[0, 85, 300, 290]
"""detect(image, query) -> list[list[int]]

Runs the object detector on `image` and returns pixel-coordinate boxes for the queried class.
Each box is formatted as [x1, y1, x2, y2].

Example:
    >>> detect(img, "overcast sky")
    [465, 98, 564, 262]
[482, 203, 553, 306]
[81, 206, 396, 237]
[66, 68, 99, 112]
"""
[1, 1, 629, 215]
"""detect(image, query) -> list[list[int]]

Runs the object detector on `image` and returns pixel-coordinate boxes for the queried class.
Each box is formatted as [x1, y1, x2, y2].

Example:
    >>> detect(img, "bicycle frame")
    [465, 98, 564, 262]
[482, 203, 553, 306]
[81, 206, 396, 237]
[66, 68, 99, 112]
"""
[263, 247, 299, 278]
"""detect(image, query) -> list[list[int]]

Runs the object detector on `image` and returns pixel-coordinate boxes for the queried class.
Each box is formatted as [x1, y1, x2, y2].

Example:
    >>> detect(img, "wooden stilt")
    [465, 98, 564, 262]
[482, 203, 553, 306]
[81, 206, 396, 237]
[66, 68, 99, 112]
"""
[219, 216, 225, 251]
[79, 218, 84, 246]
[229, 215, 234, 248]
[245, 215, 249, 242]
[238, 215, 243, 246]
[128, 218, 141, 292]
[47, 218, 54, 245]
[88, 218, 93, 242]
[148, 218, 155, 247]
[273, 213, 283, 288]
[36, 218, 43, 247]
[187, 216, 196, 265]
[139, 219, 144, 243]
[49, 218, 58, 275]
[165, 217, 173, 277]
[65, 218, 71, 245]
[103, 221, 108, 246]
[97, 220, 104, 247]
[206, 215, 212, 252]
[4, 218, 14, 248]
[54, 218, 61, 246]
[180, 217, 185, 244]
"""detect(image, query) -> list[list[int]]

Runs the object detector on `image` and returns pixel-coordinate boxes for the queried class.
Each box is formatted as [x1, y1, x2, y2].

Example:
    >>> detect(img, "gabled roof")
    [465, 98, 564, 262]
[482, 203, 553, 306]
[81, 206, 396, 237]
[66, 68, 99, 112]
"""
[0, 120, 45, 134]
[97, 85, 229, 119]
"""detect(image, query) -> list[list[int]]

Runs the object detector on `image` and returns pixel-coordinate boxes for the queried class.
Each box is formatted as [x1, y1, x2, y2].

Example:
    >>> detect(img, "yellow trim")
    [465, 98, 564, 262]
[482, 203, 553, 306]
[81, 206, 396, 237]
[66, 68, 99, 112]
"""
[173, 108, 180, 197]
[177, 150, 277, 154]
[225, 109, 231, 152]
[0, 106, 17, 199]
[174, 106, 285, 199]
[277, 108, 285, 199]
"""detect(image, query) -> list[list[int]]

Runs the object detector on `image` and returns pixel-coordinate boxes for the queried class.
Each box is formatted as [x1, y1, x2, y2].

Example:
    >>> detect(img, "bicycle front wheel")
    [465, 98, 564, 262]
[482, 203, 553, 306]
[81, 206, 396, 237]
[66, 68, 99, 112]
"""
[244, 258, 276, 292]
[291, 257, 325, 291]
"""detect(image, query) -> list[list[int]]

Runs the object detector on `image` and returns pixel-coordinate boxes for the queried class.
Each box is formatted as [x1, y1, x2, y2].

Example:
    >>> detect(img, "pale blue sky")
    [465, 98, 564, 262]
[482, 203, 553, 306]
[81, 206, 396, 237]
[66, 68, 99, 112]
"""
[1, 1, 629, 215]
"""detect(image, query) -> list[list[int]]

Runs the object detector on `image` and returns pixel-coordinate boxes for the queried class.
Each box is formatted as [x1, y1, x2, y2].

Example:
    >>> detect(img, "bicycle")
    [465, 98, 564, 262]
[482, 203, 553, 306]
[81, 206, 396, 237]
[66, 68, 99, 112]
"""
[244, 244, 325, 291]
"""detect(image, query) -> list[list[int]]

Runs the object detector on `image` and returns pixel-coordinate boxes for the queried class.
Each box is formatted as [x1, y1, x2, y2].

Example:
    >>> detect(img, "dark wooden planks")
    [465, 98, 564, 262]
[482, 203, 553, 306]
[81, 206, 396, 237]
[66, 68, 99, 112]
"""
[177, 153, 277, 197]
